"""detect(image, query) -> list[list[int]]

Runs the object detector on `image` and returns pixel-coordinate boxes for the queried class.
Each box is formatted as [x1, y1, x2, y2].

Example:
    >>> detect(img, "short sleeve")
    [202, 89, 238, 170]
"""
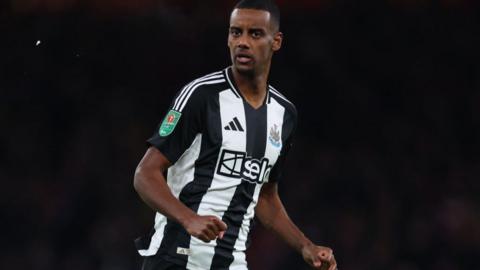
[268, 107, 297, 183]
[147, 88, 204, 164]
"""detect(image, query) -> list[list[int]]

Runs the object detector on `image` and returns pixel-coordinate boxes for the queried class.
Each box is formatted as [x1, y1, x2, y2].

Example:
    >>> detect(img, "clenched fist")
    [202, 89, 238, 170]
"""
[302, 243, 337, 270]
[183, 214, 228, 243]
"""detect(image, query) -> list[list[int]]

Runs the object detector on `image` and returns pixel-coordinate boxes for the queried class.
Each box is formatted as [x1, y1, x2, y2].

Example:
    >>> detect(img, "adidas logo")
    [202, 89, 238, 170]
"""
[224, 117, 244, 132]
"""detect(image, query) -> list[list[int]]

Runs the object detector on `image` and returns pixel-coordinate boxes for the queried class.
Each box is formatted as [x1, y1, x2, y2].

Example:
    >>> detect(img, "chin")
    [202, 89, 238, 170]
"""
[233, 64, 256, 76]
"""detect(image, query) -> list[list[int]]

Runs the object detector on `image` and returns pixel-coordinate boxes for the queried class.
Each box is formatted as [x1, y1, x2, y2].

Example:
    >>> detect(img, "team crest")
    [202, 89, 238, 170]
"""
[268, 124, 281, 147]
[159, 110, 181, 137]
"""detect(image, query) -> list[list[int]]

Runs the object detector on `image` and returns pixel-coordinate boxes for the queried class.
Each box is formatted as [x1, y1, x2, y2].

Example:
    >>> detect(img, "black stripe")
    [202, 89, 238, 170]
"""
[211, 103, 267, 268]
[225, 126, 231, 130]
[154, 93, 223, 267]
[229, 121, 237, 131]
[210, 181, 256, 269]
[233, 117, 244, 132]
[134, 228, 155, 250]
[245, 218, 256, 248]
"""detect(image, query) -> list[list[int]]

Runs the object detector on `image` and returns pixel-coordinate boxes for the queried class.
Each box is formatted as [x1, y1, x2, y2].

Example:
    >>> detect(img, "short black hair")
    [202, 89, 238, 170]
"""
[233, 0, 281, 30]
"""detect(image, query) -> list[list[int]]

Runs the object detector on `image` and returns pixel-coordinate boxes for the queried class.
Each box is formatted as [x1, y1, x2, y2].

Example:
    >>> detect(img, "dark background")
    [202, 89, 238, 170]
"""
[1, 0, 479, 269]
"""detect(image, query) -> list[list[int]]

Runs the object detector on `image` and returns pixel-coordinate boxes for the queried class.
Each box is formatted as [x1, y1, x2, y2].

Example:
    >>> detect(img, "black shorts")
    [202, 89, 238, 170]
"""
[141, 256, 186, 270]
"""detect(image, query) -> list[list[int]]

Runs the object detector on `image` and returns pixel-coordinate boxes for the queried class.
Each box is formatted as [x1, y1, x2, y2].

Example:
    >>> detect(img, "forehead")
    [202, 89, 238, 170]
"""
[229, 8, 273, 29]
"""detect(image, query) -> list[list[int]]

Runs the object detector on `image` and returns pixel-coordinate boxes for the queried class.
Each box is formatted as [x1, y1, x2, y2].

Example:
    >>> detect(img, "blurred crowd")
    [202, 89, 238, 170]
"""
[1, 1, 479, 269]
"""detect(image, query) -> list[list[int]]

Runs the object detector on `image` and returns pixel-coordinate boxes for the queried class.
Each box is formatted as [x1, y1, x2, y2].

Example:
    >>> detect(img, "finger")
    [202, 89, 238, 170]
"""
[205, 216, 225, 232]
[312, 260, 322, 269]
[206, 222, 220, 235]
[212, 217, 228, 231]
[197, 228, 215, 242]
[319, 248, 333, 261]
[218, 231, 225, 239]
[198, 234, 210, 243]
[203, 229, 217, 241]
[328, 255, 337, 270]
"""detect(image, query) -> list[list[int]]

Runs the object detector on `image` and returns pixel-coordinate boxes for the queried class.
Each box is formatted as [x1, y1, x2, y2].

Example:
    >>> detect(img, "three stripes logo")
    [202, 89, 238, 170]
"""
[224, 117, 244, 132]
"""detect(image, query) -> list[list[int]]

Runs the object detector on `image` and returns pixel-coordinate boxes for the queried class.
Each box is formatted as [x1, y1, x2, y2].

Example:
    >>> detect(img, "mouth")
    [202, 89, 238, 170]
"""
[235, 53, 254, 64]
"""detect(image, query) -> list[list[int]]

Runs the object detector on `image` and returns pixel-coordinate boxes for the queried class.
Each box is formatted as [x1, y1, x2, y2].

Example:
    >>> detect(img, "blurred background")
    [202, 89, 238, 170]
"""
[1, 0, 479, 269]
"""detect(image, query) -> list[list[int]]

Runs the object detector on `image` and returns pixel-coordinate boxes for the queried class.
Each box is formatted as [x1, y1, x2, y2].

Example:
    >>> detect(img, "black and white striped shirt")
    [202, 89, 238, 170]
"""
[136, 67, 297, 270]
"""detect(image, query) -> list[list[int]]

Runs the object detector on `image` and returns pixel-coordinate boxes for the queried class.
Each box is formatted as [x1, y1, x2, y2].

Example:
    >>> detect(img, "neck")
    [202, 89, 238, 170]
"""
[231, 65, 270, 109]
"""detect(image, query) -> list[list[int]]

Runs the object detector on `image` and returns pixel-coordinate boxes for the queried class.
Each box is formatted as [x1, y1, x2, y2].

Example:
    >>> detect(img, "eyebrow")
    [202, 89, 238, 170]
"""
[248, 27, 266, 32]
[229, 25, 267, 31]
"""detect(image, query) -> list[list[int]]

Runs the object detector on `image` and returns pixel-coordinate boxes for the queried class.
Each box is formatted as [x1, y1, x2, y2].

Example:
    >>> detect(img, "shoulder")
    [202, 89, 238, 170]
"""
[268, 84, 297, 118]
[172, 70, 227, 112]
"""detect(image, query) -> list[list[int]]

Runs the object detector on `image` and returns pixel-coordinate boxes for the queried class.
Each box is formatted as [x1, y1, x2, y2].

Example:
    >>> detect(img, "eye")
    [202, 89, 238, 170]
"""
[251, 30, 263, 39]
[230, 28, 241, 37]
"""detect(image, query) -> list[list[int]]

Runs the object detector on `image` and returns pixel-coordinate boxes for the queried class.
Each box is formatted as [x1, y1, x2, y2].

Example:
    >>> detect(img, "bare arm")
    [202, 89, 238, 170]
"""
[134, 147, 226, 242]
[256, 182, 337, 270]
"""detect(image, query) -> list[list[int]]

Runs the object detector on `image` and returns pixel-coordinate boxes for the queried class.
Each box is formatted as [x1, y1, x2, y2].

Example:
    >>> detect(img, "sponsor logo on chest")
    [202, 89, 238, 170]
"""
[217, 149, 272, 184]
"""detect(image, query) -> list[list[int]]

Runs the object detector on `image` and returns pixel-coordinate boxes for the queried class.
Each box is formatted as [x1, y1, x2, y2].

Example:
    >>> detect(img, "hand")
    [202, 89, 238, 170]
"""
[183, 214, 228, 243]
[301, 243, 337, 270]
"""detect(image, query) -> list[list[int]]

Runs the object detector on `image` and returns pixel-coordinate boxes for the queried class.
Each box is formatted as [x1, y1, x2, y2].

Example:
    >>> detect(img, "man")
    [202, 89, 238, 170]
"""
[134, 0, 337, 269]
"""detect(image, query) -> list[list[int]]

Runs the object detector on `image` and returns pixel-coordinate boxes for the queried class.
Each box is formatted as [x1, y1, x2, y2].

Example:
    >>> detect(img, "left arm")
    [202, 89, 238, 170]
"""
[256, 182, 337, 270]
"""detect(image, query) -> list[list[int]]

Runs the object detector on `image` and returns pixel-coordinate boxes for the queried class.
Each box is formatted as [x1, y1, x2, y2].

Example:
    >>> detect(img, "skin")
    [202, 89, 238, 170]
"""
[134, 7, 337, 270]
[228, 8, 283, 109]
[134, 147, 227, 242]
[256, 182, 337, 270]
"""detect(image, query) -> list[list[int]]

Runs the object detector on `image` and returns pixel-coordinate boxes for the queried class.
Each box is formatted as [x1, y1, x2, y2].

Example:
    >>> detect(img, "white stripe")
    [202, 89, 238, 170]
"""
[230, 250, 248, 269]
[138, 213, 167, 256]
[186, 89, 247, 270]
[178, 79, 226, 112]
[269, 86, 293, 105]
[264, 97, 285, 170]
[268, 85, 284, 97]
[137, 134, 203, 257]
[173, 72, 223, 110]
[174, 71, 222, 109]
[224, 68, 241, 97]
[268, 85, 289, 100]
[174, 73, 223, 110]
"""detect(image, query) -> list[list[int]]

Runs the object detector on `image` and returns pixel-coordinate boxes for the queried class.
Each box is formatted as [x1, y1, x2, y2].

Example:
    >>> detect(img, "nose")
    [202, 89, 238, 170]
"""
[237, 34, 250, 50]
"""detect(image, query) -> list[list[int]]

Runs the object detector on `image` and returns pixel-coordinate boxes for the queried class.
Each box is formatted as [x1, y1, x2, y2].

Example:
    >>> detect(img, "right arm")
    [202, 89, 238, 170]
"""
[134, 146, 227, 242]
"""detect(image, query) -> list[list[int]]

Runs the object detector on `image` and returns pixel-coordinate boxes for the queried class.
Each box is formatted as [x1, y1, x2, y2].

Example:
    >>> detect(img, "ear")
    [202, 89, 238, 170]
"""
[272, 31, 283, 52]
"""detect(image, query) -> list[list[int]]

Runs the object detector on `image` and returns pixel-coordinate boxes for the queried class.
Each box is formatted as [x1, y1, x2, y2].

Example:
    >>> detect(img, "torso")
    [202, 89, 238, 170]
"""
[137, 67, 297, 270]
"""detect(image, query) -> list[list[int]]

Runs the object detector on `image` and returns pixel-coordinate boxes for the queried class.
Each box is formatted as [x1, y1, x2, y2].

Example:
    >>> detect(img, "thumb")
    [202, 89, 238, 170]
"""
[213, 218, 228, 231]
[314, 261, 322, 268]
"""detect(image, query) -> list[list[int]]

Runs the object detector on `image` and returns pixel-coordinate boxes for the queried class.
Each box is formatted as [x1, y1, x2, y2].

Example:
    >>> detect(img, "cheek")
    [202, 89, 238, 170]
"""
[227, 37, 234, 48]
[259, 43, 272, 56]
